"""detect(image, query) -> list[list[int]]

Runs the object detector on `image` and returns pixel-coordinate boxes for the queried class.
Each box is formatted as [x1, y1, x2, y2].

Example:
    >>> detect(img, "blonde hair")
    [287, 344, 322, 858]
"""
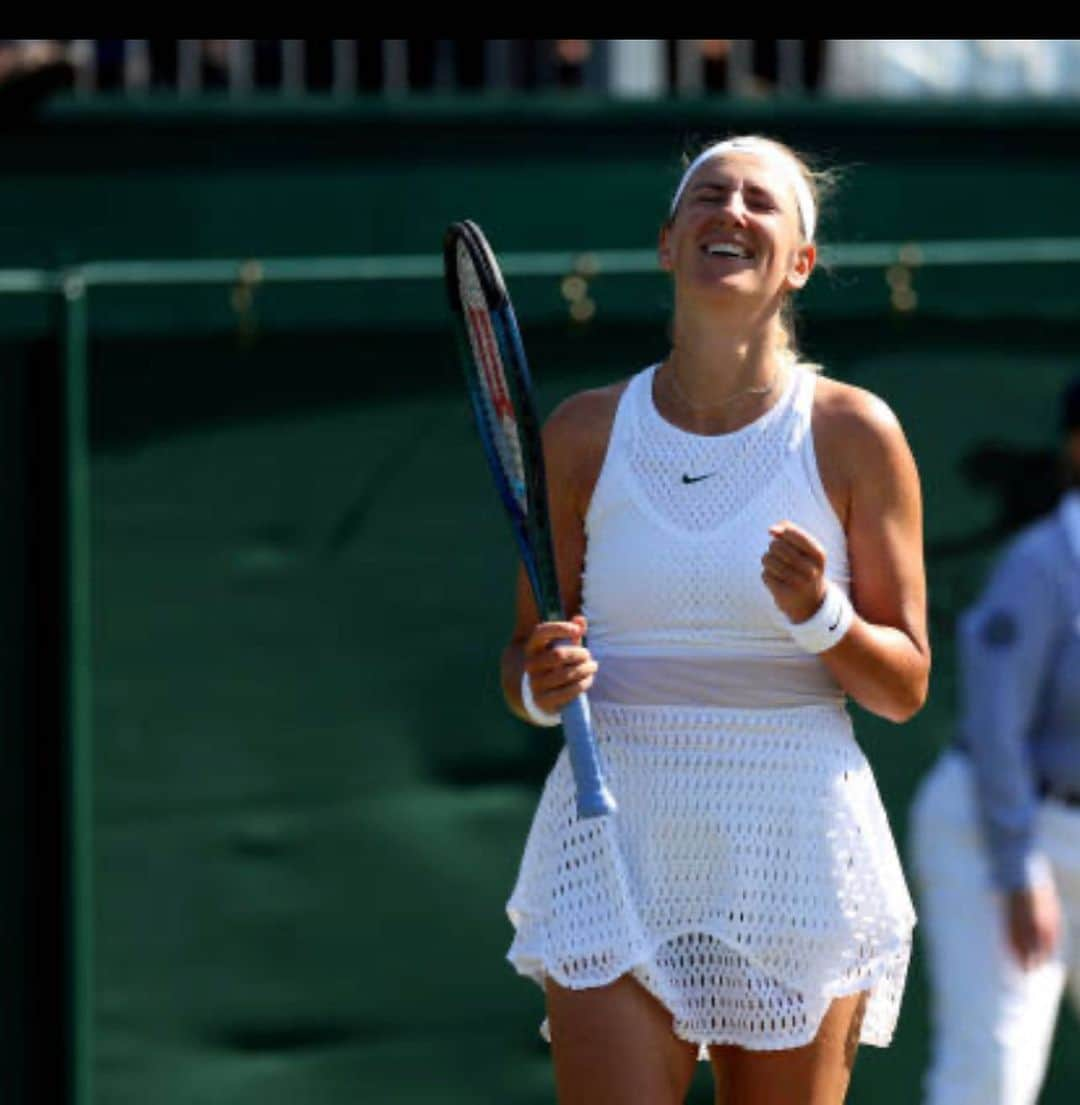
[668, 134, 841, 368]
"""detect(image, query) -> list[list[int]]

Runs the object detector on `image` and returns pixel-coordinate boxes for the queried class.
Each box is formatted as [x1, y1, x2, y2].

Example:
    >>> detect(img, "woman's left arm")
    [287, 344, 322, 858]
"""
[762, 386, 930, 723]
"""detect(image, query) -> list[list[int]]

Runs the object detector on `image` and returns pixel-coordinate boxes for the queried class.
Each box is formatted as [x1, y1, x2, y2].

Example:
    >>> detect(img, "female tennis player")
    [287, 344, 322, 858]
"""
[501, 136, 929, 1105]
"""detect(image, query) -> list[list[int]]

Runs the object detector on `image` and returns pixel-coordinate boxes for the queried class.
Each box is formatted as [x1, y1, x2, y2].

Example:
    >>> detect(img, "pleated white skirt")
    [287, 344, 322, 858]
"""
[507, 701, 915, 1055]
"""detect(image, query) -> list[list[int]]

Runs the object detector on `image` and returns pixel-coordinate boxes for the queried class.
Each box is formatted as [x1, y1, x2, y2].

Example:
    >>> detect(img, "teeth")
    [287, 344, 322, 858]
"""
[705, 243, 749, 258]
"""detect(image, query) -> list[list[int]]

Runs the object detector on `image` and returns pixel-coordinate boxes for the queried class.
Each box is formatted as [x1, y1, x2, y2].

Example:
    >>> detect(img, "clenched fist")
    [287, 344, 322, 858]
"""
[762, 521, 828, 624]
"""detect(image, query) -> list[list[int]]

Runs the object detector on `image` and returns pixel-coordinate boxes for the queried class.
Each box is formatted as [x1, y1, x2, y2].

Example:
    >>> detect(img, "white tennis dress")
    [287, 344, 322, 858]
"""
[506, 363, 916, 1055]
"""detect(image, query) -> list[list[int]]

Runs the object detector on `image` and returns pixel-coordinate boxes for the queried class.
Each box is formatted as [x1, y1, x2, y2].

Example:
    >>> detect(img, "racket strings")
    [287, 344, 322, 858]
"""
[456, 243, 528, 511]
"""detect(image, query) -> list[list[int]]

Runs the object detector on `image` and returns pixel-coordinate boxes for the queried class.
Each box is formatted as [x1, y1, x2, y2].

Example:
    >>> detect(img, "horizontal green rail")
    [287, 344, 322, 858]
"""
[0, 270, 62, 294]
[3, 237, 1080, 296]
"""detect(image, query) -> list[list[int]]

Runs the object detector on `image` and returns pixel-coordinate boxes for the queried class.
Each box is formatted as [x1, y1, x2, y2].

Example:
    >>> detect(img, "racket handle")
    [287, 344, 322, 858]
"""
[560, 694, 617, 820]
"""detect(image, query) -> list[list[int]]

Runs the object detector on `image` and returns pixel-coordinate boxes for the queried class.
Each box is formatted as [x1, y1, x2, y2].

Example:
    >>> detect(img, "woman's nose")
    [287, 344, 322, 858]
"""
[719, 189, 748, 222]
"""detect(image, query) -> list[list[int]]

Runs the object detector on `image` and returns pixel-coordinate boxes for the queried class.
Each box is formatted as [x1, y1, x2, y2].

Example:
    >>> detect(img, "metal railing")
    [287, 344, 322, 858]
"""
[16, 40, 1080, 104]
[39, 39, 816, 98]
[11, 235, 1080, 301]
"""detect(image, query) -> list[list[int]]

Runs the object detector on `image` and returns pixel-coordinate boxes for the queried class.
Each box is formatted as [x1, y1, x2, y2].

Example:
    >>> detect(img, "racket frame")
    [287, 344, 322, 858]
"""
[444, 219, 616, 819]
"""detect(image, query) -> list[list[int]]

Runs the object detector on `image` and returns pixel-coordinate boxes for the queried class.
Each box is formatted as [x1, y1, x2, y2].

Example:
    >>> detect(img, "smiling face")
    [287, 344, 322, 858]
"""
[659, 149, 816, 315]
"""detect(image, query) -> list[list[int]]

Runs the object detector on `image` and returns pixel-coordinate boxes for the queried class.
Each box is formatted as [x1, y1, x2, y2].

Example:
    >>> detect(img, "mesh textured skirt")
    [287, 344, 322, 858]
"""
[506, 702, 915, 1055]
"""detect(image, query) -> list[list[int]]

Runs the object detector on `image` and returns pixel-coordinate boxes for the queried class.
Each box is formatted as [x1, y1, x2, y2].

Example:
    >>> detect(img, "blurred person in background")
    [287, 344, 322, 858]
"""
[910, 376, 1080, 1105]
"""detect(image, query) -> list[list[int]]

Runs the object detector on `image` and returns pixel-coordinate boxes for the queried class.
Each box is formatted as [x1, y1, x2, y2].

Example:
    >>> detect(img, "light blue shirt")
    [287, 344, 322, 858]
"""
[955, 491, 1080, 891]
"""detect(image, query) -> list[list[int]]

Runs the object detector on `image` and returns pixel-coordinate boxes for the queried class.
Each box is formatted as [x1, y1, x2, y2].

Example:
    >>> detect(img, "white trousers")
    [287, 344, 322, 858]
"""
[910, 752, 1080, 1105]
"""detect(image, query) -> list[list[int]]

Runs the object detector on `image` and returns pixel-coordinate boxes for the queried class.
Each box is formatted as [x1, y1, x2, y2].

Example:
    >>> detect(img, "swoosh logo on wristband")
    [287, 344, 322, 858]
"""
[828, 615, 841, 631]
[682, 472, 718, 484]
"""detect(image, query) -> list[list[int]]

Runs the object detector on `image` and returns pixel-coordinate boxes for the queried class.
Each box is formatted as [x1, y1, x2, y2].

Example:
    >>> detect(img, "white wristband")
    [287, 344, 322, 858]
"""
[787, 580, 855, 654]
[521, 670, 561, 727]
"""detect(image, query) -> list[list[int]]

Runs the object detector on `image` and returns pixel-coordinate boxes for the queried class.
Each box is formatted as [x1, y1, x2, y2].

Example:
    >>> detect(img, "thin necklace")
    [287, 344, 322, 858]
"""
[665, 356, 789, 412]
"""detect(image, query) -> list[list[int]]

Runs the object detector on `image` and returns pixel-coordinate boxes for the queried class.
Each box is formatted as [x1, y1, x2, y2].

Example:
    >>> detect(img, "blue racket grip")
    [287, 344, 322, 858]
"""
[559, 693, 617, 820]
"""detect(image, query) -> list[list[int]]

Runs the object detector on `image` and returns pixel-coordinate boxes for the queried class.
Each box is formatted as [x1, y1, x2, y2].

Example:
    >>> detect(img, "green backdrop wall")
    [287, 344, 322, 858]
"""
[2, 96, 1080, 1104]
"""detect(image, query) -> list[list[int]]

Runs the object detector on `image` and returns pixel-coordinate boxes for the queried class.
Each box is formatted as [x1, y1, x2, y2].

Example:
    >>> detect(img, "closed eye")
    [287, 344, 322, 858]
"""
[691, 183, 777, 212]
[745, 187, 778, 211]
[693, 186, 730, 204]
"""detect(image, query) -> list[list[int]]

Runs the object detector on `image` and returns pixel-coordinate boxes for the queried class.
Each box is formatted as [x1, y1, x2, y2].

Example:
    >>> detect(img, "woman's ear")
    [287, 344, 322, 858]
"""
[785, 242, 816, 291]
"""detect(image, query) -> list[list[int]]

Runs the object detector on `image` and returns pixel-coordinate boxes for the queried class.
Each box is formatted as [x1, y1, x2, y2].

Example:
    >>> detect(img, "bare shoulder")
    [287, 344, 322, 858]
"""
[543, 379, 630, 473]
[543, 378, 631, 516]
[810, 375, 919, 521]
[545, 379, 629, 442]
[813, 374, 905, 439]
[813, 375, 914, 467]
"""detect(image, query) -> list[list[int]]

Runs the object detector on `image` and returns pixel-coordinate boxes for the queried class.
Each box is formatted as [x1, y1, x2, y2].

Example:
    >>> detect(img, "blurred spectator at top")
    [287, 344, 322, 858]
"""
[680, 40, 826, 95]
[826, 40, 1080, 99]
[0, 39, 73, 118]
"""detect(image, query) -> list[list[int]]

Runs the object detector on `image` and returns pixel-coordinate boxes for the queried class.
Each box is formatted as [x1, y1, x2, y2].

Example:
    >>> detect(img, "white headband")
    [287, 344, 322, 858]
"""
[669, 138, 817, 242]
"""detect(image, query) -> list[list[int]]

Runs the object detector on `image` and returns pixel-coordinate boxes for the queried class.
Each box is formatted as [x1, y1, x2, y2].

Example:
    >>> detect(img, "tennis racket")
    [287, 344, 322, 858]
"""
[444, 219, 616, 820]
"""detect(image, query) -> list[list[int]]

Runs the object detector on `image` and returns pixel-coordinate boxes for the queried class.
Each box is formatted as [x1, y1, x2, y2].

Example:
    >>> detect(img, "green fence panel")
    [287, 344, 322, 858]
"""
[6, 97, 1080, 331]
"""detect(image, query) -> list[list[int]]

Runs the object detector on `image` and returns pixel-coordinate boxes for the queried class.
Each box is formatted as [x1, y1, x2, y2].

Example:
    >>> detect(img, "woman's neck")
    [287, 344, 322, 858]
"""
[656, 312, 792, 433]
